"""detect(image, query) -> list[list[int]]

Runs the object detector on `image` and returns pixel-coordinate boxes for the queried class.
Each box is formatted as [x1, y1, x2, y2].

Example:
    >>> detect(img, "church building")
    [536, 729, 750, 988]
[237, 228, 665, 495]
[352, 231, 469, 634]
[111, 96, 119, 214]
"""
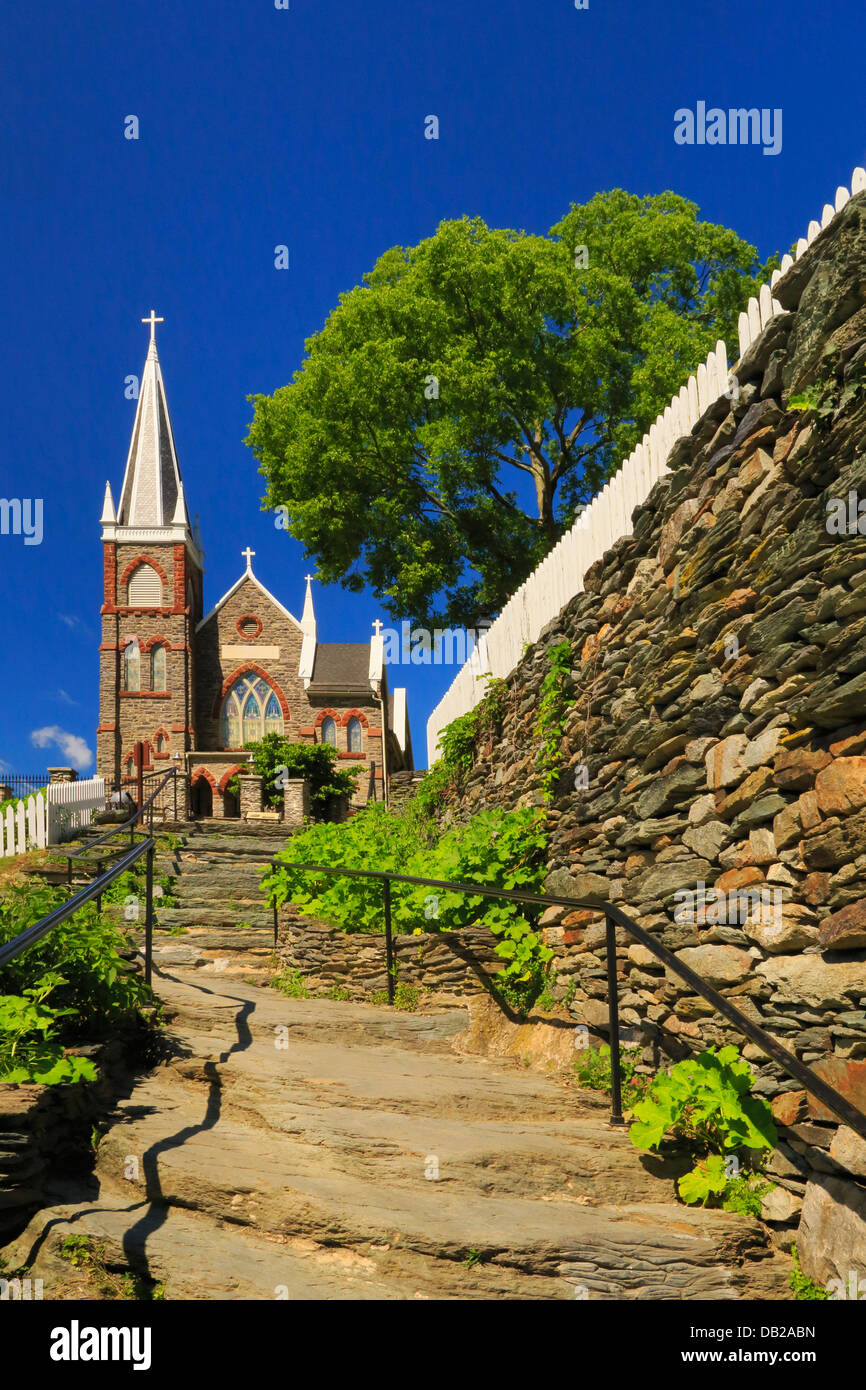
[96, 313, 413, 818]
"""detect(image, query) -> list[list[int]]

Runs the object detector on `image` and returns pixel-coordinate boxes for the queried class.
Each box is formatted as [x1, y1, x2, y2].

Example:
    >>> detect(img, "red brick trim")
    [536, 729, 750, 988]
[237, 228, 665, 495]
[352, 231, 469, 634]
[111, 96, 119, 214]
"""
[212, 664, 290, 719]
[339, 752, 366, 760]
[119, 554, 170, 590]
[96, 724, 117, 733]
[236, 613, 263, 640]
[366, 728, 382, 739]
[218, 764, 242, 794]
[115, 607, 177, 617]
[141, 634, 170, 653]
[340, 709, 370, 728]
[170, 725, 190, 733]
[173, 544, 185, 610]
[120, 691, 171, 699]
[104, 543, 116, 608]
[297, 726, 316, 737]
[190, 766, 217, 789]
[313, 707, 342, 728]
[153, 727, 170, 748]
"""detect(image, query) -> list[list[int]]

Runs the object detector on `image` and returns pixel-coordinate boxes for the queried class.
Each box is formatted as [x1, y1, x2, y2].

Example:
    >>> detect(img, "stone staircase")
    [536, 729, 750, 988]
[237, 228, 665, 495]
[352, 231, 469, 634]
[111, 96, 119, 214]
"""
[2, 962, 792, 1300]
[144, 825, 289, 985]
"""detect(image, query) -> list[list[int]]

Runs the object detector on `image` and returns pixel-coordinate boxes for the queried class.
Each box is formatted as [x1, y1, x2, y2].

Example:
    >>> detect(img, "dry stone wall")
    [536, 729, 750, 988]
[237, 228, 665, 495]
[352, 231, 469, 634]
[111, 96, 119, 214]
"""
[430, 193, 866, 1279]
[277, 905, 503, 1000]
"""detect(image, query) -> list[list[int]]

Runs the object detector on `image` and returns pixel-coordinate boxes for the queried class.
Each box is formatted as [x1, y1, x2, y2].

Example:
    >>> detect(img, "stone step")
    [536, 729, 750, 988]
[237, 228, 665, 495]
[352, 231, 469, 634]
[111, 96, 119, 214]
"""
[2, 963, 790, 1302]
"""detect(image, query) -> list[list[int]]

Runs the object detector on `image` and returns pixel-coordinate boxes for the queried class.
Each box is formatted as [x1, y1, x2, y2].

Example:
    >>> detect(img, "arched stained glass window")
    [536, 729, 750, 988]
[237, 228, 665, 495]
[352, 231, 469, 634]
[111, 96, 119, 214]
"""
[123, 641, 140, 692]
[152, 644, 167, 691]
[321, 717, 336, 747]
[221, 674, 284, 747]
[347, 717, 362, 753]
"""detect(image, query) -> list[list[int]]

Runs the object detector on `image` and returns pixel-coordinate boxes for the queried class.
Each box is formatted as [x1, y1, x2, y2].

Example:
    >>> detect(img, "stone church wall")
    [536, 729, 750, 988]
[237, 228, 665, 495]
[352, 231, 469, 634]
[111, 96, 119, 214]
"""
[194, 574, 307, 749]
[425, 197, 866, 1277]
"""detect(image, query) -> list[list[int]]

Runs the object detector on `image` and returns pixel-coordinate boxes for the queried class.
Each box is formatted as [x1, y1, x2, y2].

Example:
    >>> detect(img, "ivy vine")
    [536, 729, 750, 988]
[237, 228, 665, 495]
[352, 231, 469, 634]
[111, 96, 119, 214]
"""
[536, 640, 574, 803]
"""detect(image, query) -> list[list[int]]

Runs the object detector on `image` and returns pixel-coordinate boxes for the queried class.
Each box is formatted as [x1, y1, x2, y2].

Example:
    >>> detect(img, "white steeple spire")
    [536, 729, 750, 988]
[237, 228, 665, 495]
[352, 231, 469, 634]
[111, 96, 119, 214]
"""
[298, 573, 318, 685]
[115, 312, 185, 529]
[100, 481, 116, 524]
[301, 573, 316, 632]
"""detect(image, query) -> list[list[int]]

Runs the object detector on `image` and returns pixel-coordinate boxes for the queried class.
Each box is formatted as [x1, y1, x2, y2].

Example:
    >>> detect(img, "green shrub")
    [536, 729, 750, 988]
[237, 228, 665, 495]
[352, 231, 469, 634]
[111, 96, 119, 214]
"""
[0, 976, 97, 1085]
[789, 1244, 830, 1301]
[574, 1042, 650, 1108]
[263, 803, 552, 1000]
[0, 879, 152, 1035]
[228, 734, 359, 812]
[629, 1045, 777, 1211]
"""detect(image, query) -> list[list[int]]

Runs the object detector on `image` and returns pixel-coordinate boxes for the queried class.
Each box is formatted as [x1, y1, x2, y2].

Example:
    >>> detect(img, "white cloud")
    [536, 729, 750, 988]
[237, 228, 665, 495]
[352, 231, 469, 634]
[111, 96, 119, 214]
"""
[30, 726, 93, 771]
[56, 689, 78, 707]
[57, 613, 85, 630]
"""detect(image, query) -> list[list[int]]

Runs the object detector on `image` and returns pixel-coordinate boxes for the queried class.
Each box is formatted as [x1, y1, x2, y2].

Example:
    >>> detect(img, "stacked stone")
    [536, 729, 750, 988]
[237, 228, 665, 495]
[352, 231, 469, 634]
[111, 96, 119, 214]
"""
[278, 906, 502, 1000]
[427, 194, 866, 1276]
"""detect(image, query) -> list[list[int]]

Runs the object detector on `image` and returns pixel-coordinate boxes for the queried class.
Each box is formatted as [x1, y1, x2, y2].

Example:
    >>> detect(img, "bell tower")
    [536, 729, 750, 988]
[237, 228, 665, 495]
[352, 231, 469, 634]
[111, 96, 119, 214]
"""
[97, 313, 204, 789]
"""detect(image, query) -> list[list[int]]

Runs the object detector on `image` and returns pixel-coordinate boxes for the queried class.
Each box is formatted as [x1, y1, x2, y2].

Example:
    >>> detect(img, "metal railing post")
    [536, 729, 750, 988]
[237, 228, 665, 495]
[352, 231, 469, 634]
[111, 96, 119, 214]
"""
[66, 857, 72, 887]
[174, 769, 178, 822]
[605, 912, 627, 1127]
[144, 842, 154, 988]
[383, 877, 394, 1005]
[95, 859, 104, 914]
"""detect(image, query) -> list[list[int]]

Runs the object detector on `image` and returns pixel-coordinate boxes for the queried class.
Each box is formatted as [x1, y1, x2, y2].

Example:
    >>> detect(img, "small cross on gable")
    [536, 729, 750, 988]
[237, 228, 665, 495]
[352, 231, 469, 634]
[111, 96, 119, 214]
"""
[372, 618, 384, 637]
[242, 546, 256, 570]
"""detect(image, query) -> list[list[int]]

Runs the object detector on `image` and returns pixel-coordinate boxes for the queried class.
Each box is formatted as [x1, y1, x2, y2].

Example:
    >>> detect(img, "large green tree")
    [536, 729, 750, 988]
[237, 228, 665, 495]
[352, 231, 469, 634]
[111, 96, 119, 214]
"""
[247, 190, 777, 628]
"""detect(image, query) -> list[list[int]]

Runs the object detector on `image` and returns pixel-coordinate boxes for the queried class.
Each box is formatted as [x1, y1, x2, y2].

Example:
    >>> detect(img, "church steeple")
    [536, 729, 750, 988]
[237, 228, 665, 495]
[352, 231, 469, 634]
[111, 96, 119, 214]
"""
[113, 311, 184, 530]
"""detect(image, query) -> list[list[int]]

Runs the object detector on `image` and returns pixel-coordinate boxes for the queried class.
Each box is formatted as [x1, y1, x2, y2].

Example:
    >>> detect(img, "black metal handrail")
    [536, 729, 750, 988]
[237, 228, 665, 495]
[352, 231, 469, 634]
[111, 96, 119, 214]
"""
[0, 770, 178, 988]
[265, 859, 866, 1144]
[0, 839, 157, 985]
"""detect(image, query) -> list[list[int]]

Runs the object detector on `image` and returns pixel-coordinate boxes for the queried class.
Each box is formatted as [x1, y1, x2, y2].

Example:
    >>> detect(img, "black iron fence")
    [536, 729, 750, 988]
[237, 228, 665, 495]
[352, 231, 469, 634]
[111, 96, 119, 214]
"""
[0, 775, 46, 801]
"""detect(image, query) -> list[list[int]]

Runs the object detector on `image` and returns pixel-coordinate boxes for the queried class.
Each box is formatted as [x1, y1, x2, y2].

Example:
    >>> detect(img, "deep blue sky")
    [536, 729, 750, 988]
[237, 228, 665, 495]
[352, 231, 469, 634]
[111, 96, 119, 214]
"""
[1, 0, 863, 774]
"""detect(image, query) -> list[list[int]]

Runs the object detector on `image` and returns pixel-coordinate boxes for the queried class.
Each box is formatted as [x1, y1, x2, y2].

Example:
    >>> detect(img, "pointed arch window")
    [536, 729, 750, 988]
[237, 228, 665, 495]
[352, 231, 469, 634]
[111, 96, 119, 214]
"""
[347, 717, 362, 753]
[151, 644, 167, 691]
[321, 717, 337, 747]
[155, 732, 168, 754]
[220, 674, 284, 747]
[123, 641, 140, 692]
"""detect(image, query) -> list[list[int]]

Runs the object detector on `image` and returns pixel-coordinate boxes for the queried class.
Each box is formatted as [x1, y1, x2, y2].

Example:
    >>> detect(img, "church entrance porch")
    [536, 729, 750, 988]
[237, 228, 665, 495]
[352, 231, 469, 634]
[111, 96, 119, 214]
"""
[190, 776, 213, 819]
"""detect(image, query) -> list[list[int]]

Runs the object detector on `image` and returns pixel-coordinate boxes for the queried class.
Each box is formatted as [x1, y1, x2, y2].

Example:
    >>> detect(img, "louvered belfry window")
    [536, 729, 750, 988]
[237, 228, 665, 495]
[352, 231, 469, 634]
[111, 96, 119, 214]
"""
[128, 563, 162, 607]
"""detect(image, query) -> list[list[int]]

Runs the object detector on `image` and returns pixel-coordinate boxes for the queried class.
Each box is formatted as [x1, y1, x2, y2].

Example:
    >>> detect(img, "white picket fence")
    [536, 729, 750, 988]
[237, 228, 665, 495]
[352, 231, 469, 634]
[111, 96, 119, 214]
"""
[426, 165, 866, 764]
[0, 776, 106, 856]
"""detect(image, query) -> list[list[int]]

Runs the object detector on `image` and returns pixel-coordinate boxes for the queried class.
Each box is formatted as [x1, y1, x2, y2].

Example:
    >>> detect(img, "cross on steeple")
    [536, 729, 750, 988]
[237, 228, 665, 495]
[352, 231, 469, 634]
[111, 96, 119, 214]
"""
[372, 619, 384, 636]
[141, 309, 164, 345]
[305, 573, 313, 584]
[242, 546, 255, 570]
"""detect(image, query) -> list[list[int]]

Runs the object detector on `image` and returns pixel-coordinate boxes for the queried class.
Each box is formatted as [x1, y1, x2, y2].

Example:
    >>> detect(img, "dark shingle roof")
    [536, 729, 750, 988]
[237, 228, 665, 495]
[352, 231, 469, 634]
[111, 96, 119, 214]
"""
[309, 643, 370, 688]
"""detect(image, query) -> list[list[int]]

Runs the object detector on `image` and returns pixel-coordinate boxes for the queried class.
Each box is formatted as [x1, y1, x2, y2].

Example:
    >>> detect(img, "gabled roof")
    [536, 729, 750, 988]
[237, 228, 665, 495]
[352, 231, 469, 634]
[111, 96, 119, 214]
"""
[308, 643, 372, 688]
[196, 561, 303, 633]
[116, 330, 184, 527]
